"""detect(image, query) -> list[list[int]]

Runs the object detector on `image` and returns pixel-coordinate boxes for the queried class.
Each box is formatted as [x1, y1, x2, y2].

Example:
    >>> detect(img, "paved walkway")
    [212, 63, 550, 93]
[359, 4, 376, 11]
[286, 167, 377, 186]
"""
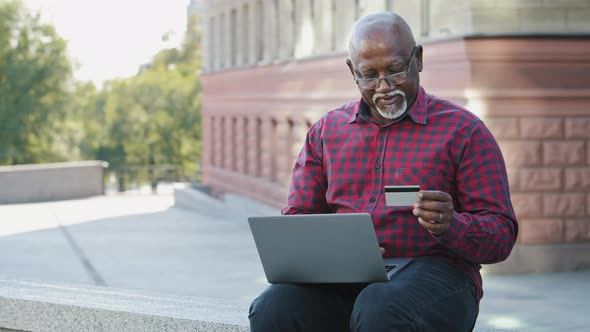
[1, 188, 588, 331]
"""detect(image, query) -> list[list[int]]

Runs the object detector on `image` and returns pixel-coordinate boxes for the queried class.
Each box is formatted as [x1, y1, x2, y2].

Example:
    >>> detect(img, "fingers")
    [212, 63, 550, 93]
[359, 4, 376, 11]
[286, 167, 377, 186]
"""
[412, 190, 454, 236]
[414, 210, 444, 224]
[418, 217, 447, 235]
[414, 200, 450, 213]
[380, 247, 385, 256]
[413, 191, 452, 221]
[418, 190, 452, 203]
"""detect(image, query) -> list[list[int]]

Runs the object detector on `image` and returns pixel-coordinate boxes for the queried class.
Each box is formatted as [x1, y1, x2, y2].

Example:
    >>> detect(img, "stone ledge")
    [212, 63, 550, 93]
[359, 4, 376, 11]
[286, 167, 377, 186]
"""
[0, 279, 249, 332]
[0, 161, 108, 172]
[0, 161, 108, 204]
[482, 242, 590, 274]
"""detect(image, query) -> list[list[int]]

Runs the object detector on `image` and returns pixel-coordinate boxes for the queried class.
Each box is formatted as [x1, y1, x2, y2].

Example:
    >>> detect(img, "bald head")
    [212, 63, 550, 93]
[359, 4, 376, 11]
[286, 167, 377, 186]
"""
[345, 12, 423, 124]
[348, 12, 416, 61]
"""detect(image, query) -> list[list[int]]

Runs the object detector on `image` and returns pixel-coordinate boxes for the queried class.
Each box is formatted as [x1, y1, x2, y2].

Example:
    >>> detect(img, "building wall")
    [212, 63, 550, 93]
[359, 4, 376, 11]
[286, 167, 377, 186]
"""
[199, 0, 590, 272]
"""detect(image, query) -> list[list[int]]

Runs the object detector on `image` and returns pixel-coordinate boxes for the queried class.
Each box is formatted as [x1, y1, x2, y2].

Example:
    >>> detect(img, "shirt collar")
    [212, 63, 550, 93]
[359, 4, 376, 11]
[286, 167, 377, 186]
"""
[348, 86, 428, 125]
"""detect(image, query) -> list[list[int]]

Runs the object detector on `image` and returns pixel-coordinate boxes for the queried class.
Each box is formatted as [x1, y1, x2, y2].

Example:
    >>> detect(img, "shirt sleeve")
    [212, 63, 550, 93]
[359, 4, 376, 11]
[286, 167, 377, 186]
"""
[282, 122, 331, 215]
[436, 120, 518, 264]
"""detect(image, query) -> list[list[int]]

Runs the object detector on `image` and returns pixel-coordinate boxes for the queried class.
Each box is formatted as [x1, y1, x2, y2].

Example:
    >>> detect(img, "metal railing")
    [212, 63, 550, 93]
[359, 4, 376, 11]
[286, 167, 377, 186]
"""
[110, 164, 200, 192]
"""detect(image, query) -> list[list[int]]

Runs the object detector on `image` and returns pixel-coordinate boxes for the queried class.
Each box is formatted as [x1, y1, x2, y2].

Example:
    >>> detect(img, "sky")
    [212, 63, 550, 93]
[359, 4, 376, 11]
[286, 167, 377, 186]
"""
[22, 0, 190, 86]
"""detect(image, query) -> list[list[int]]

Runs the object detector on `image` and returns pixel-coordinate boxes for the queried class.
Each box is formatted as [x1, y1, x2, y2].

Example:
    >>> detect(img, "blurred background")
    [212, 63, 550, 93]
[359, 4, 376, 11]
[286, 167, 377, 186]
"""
[0, 0, 201, 192]
[1, 0, 589, 331]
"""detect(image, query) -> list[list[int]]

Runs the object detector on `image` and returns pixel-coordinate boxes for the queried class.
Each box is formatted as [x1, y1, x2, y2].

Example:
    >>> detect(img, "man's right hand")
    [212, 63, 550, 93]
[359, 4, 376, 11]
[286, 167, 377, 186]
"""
[380, 247, 385, 256]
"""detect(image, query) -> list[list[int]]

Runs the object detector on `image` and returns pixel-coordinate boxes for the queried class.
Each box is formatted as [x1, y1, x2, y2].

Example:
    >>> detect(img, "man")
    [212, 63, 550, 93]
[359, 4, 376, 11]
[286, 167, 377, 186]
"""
[249, 12, 518, 332]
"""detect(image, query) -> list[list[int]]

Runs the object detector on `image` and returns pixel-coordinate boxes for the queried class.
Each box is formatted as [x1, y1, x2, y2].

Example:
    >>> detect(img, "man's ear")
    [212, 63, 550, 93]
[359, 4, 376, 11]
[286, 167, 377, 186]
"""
[346, 59, 356, 78]
[416, 45, 423, 72]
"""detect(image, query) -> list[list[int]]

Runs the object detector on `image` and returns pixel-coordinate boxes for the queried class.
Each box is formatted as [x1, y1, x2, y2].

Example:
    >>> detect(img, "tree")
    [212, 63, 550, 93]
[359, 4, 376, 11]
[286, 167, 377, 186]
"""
[0, 0, 72, 164]
[0, 0, 204, 191]
[98, 13, 203, 188]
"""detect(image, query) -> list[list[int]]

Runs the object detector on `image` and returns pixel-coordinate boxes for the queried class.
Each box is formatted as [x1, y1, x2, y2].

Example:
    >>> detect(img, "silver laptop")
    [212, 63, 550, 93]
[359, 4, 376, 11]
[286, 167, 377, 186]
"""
[248, 213, 413, 283]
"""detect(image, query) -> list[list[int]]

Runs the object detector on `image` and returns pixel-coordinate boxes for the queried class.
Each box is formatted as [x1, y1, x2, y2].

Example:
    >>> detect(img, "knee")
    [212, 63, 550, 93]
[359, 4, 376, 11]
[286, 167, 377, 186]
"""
[248, 285, 302, 332]
[350, 284, 413, 332]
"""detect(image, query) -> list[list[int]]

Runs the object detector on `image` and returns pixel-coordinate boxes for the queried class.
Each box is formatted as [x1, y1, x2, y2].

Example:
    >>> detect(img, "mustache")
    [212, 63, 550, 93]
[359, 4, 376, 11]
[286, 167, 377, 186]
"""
[373, 90, 405, 103]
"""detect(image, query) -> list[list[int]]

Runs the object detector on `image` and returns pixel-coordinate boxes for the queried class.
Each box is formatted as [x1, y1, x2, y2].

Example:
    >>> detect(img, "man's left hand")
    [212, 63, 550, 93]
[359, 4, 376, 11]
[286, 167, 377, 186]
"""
[412, 190, 453, 236]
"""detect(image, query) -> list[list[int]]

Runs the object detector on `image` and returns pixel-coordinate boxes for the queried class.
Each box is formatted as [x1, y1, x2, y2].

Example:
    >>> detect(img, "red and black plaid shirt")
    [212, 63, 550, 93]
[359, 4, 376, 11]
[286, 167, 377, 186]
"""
[282, 86, 518, 301]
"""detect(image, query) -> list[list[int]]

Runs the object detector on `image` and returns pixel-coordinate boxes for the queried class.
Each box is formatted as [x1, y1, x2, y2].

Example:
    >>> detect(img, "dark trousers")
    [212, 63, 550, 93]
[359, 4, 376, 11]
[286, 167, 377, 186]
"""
[249, 256, 478, 332]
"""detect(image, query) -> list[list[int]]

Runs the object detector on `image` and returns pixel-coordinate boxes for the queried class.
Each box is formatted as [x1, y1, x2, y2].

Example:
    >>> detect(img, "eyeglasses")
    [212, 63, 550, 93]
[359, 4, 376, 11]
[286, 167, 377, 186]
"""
[354, 46, 417, 90]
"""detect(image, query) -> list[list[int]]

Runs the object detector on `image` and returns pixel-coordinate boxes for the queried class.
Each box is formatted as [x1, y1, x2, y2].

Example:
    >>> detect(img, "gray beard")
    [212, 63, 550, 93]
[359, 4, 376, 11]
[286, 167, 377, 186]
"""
[373, 91, 408, 120]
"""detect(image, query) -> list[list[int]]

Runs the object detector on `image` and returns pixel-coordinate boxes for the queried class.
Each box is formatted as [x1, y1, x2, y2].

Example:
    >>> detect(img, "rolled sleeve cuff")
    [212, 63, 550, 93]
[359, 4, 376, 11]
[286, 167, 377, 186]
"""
[435, 211, 469, 249]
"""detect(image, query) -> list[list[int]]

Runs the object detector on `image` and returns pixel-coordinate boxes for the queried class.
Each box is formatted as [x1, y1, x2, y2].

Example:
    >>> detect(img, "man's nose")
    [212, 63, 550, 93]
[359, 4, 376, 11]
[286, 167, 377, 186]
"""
[375, 77, 393, 91]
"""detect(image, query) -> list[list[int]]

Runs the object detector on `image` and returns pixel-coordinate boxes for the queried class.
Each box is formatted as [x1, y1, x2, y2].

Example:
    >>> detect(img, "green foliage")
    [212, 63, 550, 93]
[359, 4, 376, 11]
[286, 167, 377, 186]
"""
[0, 0, 72, 164]
[98, 13, 203, 184]
[0, 1, 203, 186]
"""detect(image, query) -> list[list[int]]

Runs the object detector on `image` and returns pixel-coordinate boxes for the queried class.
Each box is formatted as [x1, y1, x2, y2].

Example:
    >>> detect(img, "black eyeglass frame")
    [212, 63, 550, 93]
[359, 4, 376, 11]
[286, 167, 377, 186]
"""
[354, 46, 418, 90]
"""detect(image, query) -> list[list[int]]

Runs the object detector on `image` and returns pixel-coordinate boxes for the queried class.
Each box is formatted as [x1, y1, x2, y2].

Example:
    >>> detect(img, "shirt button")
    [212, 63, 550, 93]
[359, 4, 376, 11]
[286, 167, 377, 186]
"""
[375, 164, 381, 169]
[369, 197, 376, 202]
[380, 127, 386, 132]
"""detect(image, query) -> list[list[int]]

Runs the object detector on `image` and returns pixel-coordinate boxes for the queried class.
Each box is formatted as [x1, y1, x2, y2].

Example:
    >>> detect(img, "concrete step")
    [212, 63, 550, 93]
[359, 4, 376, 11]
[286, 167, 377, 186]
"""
[173, 187, 280, 223]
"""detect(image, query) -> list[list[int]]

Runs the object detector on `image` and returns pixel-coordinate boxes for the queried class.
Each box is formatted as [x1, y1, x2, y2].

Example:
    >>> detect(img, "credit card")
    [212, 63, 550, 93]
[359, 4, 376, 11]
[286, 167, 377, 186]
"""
[384, 185, 420, 207]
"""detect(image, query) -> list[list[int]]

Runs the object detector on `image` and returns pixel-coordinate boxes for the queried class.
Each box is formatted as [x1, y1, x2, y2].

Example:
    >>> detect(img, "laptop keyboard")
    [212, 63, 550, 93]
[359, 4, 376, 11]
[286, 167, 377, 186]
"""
[385, 264, 398, 272]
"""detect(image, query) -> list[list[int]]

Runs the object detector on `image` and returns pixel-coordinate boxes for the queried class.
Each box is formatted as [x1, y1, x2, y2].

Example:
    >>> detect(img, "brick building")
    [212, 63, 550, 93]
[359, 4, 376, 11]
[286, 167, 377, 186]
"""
[199, 0, 590, 273]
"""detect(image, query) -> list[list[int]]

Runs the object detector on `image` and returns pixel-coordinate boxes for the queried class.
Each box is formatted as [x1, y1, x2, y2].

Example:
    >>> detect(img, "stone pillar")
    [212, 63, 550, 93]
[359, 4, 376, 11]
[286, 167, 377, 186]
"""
[252, 0, 264, 63]
[293, 0, 313, 58]
[260, 117, 275, 182]
[233, 117, 240, 171]
[213, 116, 223, 168]
[229, 8, 238, 67]
[201, 15, 211, 72]
[223, 9, 232, 69]
[274, 116, 291, 187]
[247, 115, 261, 177]
[277, 0, 294, 60]
[359, 0, 387, 16]
[235, 5, 244, 66]
[202, 114, 213, 169]
[427, 0, 470, 40]
[242, 1, 256, 65]
[212, 12, 220, 70]
[237, 116, 248, 174]
[313, 0, 333, 55]
[217, 12, 225, 70]
[262, 0, 278, 62]
[333, 0, 357, 52]
[223, 116, 233, 170]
